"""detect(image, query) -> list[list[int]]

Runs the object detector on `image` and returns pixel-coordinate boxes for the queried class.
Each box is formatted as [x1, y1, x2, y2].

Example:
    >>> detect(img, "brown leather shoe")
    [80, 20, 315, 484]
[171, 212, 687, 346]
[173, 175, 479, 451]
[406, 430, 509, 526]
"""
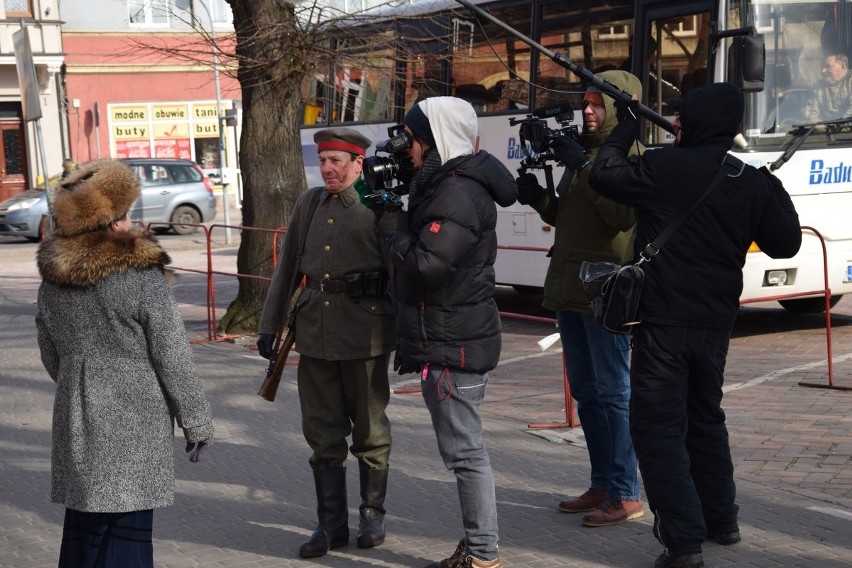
[558, 488, 607, 513]
[582, 497, 644, 526]
[424, 539, 466, 568]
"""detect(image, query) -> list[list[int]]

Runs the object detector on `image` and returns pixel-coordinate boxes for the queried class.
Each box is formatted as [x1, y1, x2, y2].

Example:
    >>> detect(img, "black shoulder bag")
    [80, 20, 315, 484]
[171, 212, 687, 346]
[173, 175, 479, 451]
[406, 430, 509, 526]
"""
[583, 156, 739, 334]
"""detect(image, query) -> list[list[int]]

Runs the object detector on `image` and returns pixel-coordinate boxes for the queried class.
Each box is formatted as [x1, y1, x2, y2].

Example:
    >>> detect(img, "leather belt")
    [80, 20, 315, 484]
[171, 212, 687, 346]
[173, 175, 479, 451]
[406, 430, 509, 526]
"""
[304, 276, 348, 293]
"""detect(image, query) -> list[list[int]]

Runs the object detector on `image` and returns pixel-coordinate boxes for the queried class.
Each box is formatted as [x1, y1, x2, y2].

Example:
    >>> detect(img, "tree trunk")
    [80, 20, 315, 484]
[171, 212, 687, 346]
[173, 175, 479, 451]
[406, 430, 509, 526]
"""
[219, 0, 308, 335]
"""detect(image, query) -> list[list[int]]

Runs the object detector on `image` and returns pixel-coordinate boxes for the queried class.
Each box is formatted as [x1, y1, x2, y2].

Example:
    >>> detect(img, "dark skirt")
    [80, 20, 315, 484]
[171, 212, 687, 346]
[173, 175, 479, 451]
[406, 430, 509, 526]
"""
[58, 508, 154, 568]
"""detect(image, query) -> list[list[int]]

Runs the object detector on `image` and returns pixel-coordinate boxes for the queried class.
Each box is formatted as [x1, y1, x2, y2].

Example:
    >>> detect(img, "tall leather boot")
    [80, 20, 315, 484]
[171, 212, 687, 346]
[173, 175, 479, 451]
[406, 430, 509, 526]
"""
[356, 462, 388, 548]
[299, 467, 349, 558]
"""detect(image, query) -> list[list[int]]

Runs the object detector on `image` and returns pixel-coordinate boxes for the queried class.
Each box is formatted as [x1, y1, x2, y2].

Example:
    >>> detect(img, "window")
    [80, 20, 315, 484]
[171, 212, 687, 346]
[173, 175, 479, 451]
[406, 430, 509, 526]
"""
[129, 0, 169, 26]
[599, 24, 630, 40]
[208, 0, 232, 24]
[4, 0, 32, 17]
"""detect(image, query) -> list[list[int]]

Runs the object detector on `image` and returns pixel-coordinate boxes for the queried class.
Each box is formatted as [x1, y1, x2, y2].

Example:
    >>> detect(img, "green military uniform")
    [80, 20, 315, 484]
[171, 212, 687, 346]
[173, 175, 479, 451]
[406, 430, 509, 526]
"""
[259, 128, 395, 557]
[259, 182, 395, 469]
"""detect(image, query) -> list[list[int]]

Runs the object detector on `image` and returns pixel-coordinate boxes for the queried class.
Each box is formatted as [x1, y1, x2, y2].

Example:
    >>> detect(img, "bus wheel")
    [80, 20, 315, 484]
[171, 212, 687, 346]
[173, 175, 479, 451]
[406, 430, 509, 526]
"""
[778, 295, 842, 314]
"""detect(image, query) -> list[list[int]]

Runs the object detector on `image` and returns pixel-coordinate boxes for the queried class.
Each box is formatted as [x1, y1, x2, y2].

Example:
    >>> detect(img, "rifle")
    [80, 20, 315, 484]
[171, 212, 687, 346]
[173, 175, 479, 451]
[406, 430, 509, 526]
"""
[257, 327, 296, 402]
[453, 0, 675, 134]
[257, 283, 303, 401]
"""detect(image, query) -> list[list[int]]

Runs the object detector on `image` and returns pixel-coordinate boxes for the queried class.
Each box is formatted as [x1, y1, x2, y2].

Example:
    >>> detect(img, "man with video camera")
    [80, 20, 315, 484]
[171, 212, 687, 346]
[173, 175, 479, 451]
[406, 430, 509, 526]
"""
[515, 70, 645, 527]
[378, 96, 517, 568]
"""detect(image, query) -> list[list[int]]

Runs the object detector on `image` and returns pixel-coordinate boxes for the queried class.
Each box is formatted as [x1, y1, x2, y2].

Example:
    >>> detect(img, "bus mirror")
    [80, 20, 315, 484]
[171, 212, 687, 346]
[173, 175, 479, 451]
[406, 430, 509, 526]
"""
[728, 35, 765, 92]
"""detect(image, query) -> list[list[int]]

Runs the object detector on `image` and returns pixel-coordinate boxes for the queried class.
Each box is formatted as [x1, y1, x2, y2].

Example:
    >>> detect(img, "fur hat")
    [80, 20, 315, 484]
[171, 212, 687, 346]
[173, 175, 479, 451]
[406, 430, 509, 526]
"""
[51, 160, 140, 237]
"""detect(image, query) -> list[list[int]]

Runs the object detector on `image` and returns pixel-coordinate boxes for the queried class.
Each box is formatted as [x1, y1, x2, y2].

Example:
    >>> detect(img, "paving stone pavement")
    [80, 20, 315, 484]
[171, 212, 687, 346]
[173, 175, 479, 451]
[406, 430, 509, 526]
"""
[2, 232, 852, 568]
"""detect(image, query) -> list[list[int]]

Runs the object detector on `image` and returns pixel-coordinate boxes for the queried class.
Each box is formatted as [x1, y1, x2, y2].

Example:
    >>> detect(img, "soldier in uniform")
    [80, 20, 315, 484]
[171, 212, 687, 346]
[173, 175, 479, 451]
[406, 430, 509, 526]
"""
[257, 128, 396, 559]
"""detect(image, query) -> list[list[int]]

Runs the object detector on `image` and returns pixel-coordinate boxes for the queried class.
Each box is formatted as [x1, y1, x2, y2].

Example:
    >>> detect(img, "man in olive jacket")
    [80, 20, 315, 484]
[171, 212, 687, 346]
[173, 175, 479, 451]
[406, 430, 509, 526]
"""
[515, 70, 644, 527]
[257, 128, 396, 558]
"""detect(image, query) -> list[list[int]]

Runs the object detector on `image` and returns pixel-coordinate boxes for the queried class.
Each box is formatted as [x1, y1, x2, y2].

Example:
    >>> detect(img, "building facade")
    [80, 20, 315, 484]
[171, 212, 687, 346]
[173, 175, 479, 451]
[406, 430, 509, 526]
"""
[60, 0, 240, 189]
[0, 0, 63, 201]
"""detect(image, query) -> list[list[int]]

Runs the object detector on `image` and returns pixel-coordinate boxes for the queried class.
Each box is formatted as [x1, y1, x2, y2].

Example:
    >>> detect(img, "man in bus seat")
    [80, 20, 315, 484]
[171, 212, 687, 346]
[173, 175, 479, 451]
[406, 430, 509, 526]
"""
[587, 83, 802, 568]
[804, 52, 852, 123]
[515, 69, 645, 528]
[379, 96, 517, 568]
[257, 128, 397, 559]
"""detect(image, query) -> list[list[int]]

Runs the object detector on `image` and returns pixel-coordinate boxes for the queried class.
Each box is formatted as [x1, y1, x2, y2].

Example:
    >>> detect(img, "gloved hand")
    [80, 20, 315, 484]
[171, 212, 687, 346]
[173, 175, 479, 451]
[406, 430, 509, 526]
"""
[549, 137, 589, 173]
[615, 97, 640, 123]
[186, 439, 210, 463]
[393, 351, 420, 375]
[257, 333, 275, 360]
[515, 173, 546, 205]
[376, 206, 407, 239]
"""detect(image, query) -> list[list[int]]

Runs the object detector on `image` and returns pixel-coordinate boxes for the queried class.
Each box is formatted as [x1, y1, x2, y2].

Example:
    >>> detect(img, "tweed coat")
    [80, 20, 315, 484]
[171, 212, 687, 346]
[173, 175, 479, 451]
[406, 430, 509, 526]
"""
[258, 183, 396, 360]
[36, 230, 214, 513]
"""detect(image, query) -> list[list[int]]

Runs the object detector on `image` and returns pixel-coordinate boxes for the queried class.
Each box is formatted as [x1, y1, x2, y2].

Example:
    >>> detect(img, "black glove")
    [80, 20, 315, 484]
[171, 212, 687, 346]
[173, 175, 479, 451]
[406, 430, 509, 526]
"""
[376, 206, 407, 239]
[256, 333, 275, 360]
[614, 98, 640, 123]
[549, 137, 589, 173]
[393, 351, 420, 375]
[515, 173, 546, 205]
[186, 439, 210, 463]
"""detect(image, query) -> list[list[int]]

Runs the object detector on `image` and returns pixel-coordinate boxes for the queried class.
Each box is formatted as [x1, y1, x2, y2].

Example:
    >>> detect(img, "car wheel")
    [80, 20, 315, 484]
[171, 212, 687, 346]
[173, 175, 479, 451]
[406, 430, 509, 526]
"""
[778, 295, 842, 314]
[170, 206, 201, 235]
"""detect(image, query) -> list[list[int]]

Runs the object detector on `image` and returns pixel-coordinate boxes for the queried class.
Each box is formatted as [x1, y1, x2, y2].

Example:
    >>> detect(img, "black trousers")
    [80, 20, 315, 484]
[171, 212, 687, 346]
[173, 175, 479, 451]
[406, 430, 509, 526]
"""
[59, 508, 154, 568]
[630, 323, 739, 557]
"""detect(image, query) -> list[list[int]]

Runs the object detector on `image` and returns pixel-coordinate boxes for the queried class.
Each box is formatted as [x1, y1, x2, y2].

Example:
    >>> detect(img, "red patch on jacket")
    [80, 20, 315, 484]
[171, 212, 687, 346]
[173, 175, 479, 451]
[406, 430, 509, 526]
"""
[429, 222, 442, 234]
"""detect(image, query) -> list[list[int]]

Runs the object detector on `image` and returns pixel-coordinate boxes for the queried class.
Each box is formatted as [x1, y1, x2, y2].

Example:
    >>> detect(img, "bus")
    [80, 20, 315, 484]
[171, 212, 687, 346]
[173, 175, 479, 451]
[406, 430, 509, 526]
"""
[300, 0, 852, 313]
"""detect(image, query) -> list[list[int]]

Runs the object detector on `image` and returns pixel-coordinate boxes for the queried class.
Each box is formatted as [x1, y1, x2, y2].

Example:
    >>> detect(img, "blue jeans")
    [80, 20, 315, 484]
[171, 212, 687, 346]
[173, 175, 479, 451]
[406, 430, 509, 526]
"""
[557, 310, 639, 500]
[421, 365, 499, 561]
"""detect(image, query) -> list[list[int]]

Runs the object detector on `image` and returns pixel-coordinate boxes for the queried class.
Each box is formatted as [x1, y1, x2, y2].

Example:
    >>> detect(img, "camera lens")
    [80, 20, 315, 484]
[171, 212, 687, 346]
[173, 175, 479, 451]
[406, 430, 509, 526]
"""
[377, 131, 412, 154]
[363, 156, 399, 189]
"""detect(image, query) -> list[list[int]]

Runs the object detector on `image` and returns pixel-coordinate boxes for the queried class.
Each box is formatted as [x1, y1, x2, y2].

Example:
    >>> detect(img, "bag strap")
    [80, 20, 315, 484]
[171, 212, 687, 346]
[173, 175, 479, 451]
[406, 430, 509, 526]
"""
[288, 188, 323, 299]
[639, 155, 740, 263]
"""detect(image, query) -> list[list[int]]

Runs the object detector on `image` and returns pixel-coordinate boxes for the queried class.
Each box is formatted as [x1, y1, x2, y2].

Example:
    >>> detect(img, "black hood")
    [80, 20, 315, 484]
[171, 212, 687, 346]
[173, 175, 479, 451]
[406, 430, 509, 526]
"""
[677, 82, 744, 148]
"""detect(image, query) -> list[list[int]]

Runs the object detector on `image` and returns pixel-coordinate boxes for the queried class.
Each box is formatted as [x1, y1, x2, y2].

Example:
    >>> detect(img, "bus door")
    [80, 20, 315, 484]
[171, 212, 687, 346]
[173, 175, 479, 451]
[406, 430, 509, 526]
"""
[634, 0, 716, 145]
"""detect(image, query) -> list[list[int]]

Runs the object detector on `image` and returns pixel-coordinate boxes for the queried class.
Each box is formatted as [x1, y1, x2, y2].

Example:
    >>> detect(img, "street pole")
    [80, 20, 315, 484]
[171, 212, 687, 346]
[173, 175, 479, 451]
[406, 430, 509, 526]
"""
[198, 0, 232, 244]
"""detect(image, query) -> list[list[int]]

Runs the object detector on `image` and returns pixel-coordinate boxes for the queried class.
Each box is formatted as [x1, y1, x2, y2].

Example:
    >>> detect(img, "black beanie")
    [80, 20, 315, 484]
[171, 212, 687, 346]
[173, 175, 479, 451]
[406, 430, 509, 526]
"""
[404, 103, 436, 148]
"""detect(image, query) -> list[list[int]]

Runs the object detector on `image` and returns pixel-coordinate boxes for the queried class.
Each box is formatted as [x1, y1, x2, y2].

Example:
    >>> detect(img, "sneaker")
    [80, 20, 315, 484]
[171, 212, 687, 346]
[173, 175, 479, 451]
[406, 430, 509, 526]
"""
[558, 488, 607, 513]
[709, 530, 741, 545]
[654, 551, 705, 568]
[581, 497, 644, 527]
[462, 555, 503, 568]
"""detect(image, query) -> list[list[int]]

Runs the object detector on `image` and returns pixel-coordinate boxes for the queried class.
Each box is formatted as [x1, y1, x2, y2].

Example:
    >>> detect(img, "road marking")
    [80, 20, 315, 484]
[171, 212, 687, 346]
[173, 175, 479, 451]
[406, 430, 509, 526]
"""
[724, 352, 852, 393]
[807, 506, 852, 521]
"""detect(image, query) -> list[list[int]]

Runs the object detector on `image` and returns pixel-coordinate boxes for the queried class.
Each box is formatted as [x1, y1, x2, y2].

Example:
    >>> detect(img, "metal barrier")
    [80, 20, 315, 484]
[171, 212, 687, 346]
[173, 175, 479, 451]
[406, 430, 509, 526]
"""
[152, 222, 844, 420]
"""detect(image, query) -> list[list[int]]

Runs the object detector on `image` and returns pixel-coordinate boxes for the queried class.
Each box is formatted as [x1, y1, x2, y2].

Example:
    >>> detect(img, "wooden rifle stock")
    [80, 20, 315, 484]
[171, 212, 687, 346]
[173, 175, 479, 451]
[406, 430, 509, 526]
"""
[257, 328, 295, 402]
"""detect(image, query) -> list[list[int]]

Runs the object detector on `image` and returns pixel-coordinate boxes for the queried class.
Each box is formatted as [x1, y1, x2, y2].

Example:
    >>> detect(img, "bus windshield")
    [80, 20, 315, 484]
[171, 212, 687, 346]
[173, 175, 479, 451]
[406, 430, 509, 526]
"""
[742, 0, 852, 150]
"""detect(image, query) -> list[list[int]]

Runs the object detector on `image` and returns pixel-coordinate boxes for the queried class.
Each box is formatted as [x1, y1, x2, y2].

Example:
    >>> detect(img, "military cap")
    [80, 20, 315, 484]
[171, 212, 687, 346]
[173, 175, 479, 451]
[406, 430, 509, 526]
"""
[314, 128, 372, 157]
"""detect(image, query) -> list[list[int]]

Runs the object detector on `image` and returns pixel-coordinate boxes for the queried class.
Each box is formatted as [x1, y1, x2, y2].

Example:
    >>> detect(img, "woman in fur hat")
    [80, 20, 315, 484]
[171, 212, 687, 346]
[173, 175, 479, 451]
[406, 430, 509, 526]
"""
[35, 160, 214, 568]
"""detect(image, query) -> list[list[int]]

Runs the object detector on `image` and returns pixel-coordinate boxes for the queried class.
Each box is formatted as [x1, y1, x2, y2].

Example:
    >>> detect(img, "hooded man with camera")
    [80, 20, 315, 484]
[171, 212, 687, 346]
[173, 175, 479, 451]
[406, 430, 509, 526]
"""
[379, 96, 516, 568]
[587, 83, 801, 567]
[515, 69, 645, 528]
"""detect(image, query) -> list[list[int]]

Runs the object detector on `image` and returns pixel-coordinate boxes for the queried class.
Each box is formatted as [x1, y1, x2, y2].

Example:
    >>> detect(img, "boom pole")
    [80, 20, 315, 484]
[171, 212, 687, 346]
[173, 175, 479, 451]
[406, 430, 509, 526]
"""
[453, 0, 675, 134]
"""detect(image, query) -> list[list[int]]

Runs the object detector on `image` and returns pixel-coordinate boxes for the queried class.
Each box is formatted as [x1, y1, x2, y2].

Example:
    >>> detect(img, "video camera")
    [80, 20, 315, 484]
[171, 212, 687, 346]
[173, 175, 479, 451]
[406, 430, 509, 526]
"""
[361, 124, 417, 207]
[510, 103, 582, 173]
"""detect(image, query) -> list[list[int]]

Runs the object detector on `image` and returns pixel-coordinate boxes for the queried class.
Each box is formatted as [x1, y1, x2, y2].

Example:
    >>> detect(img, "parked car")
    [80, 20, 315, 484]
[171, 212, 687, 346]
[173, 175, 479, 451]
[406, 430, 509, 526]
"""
[0, 158, 216, 241]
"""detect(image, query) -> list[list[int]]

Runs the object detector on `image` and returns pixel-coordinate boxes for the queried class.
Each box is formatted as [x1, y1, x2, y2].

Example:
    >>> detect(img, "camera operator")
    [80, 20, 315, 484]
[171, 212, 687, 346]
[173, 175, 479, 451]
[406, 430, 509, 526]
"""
[515, 70, 645, 527]
[379, 96, 516, 568]
[257, 128, 397, 558]
[588, 83, 801, 568]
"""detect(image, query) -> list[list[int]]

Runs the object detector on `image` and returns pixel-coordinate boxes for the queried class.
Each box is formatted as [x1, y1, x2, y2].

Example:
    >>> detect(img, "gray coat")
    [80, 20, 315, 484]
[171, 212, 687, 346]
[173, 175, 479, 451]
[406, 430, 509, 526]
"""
[36, 230, 214, 513]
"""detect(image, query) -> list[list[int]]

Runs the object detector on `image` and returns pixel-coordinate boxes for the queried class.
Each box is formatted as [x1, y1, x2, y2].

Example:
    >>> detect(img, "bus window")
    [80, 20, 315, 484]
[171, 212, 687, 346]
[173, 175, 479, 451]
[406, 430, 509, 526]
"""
[449, 3, 534, 113]
[642, 10, 713, 145]
[536, 1, 633, 110]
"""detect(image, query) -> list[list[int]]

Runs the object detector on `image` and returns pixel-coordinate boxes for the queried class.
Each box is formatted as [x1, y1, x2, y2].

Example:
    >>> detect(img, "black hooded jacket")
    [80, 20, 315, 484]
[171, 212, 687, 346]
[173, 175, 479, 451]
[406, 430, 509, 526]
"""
[589, 83, 802, 331]
[386, 150, 517, 372]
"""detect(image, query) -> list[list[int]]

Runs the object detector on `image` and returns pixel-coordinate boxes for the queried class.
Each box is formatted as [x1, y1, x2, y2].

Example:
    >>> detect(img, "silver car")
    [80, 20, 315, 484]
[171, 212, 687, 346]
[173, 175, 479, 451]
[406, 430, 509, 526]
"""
[0, 158, 217, 240]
